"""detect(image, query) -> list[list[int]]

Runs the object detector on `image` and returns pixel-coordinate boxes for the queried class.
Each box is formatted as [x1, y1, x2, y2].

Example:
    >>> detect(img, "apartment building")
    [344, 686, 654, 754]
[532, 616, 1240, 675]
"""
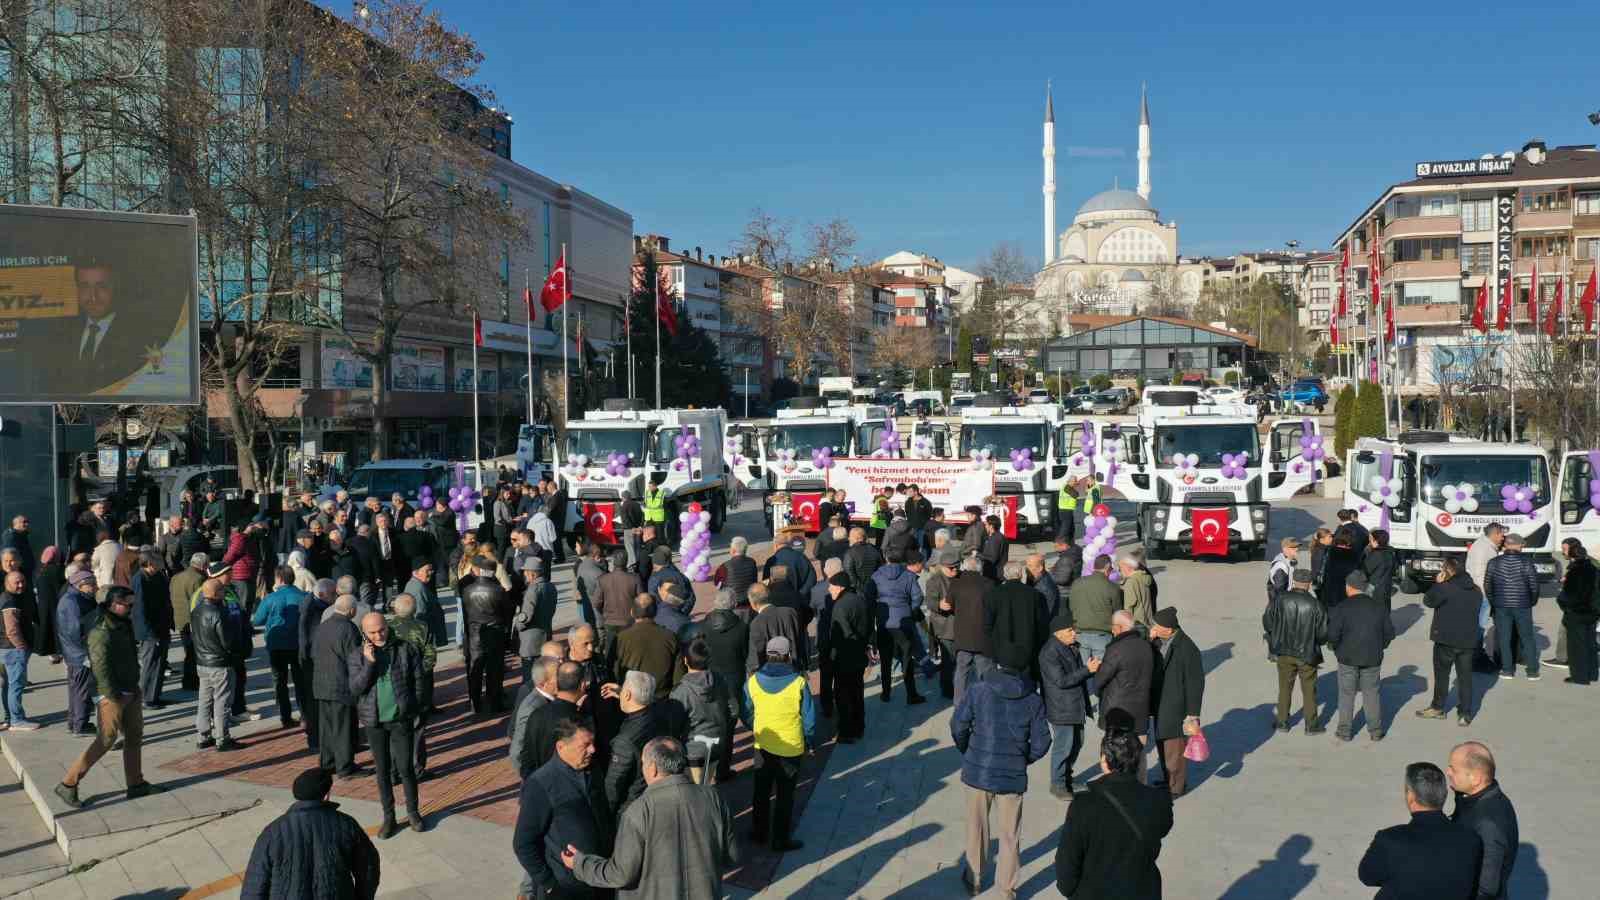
[1333, 140, 1600, 392]
[1297, 252, 1340, 344]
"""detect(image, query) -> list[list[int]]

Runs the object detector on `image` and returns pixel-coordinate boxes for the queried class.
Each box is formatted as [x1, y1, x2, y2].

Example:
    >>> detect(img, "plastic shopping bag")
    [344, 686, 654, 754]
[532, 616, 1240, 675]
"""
[1183, 728, 1211, 763]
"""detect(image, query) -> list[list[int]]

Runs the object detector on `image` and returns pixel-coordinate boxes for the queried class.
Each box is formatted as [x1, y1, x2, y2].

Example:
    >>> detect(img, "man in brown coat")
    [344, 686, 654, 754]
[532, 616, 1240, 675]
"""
[595, 551, 644, 664]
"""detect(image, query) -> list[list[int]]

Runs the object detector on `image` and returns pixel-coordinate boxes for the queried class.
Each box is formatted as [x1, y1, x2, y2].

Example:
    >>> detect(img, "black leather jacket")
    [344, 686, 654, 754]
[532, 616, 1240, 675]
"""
[1262, 588, 1327, 665]
[461, 579, 510, 628]
[191, 601, 236, 668]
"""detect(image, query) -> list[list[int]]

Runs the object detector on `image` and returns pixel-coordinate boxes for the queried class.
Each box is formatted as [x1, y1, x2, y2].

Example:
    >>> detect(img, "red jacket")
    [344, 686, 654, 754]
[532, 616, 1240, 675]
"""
[221, 531, 261, 583]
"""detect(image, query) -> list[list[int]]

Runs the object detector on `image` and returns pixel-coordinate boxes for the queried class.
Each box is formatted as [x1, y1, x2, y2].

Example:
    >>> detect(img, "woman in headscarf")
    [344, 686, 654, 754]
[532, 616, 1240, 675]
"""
[32, 546, 64, 661]
[287, 549, 317, 592]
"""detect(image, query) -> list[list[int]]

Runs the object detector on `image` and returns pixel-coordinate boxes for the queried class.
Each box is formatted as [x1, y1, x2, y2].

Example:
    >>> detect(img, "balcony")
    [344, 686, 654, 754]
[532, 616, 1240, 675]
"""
[1385, 215, 1461, 239]
[1574, 214, 1600, 234]
[1384, 259, 1462, 280]
[1514, 209, 1571, 232]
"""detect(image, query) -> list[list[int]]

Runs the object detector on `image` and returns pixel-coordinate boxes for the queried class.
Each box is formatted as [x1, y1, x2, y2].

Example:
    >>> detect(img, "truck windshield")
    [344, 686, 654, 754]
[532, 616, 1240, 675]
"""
[768, 423, 849, 456]
[1153, 424, 1259, 467]
[960, 423, 1047, 458]
[566, 427, 647, 462]
[1420, 455, 1550, 510]
[1146, 390, 1201, 407]
[347, 467, 450, 501]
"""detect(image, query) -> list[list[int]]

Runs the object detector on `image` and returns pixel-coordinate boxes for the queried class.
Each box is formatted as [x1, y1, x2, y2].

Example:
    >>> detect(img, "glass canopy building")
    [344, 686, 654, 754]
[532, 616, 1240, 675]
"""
[1038, 315, 1256, 381]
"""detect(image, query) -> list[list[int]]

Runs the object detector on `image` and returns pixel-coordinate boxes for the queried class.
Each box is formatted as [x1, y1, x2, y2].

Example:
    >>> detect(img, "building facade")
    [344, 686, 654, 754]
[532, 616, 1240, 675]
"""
[1332, 140, 1600, 393]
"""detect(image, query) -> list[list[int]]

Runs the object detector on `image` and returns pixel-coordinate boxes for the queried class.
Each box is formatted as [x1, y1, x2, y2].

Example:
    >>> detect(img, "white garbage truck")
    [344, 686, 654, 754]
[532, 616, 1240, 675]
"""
[756, 397, 892, 533]
[1344, 433, 1561, 590]
[554, 400, 734, 545]
[955, 394, 1066, 539]
[1107, 399, 1324, 560]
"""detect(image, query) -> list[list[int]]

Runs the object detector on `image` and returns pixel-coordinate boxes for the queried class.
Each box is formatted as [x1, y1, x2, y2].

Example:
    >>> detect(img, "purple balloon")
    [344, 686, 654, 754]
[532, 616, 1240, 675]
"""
[1500, 484, 1517, 500]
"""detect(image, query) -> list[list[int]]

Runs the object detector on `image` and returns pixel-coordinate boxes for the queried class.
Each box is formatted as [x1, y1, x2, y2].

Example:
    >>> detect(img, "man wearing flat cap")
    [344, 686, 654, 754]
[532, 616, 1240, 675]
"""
[826, 571, 875, 743]
[741, 635, 815, 853]
[241, 767, 380, 899]
[1149, 607, 1204, 797]
[1328, 569, 1395, 742]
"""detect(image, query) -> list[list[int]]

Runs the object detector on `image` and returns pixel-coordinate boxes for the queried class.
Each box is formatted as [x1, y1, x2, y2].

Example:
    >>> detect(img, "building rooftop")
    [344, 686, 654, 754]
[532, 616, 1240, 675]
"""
[1076, 188, 1154, 217]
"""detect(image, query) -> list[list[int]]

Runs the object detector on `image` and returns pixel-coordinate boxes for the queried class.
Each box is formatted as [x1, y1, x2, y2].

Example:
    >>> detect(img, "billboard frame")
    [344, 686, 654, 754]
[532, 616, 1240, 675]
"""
[0, 203, 202, 406]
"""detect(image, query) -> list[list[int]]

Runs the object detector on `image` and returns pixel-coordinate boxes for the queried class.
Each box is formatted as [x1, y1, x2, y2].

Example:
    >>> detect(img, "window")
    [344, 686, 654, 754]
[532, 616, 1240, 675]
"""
[1420, 194, 1459, 218]
[1460, 199, 1493, 232]
[1391, 238, 1458, 263]
[1520, 189, 1568, 212]
[1518, 236, 1570, 258]
[1576, 193, 1600, 216]
[1579, 238, 1600, 261]
[1310, 288, 1330, 304]
[1311, 309, 1330, 324]
[1461, 244, 1492, 274]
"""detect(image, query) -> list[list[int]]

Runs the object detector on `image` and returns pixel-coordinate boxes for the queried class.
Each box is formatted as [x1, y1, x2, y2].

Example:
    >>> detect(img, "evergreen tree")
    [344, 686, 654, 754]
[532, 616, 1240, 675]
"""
[1354, 380, 1386, 442]
[1333, 384, 1358, 457]
[621, 264, 732, 409]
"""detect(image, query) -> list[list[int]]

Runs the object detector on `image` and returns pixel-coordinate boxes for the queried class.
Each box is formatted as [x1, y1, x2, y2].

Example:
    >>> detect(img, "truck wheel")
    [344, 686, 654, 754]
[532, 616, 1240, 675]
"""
[709, 493, 726, 534]
[1398, 567, 1422, 595]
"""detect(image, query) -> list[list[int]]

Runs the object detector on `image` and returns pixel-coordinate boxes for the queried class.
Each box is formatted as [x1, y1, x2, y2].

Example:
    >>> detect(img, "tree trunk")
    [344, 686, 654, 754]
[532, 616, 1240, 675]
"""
[370, 356, 388, 461]
[223, 374, 260, 492]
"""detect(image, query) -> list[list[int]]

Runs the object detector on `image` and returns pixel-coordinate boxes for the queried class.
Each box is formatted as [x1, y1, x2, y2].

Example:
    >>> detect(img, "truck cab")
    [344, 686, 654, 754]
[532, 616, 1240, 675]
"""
[515, 423, 556, 483]
[555, 400, 734, 542]
[1113, 408, 1322, 560]
[1345, 434, 1557, 590]
[957, 394, 1064, 538]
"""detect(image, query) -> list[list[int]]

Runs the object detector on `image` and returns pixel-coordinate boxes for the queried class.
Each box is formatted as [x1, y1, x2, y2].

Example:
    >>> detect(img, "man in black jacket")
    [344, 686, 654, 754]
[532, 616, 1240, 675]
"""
[513, 717, 607, 900]
[719, 537, 759, 615]
[192, 579, 242, 751]
[1049, 537, 1082, 594]
[1417, 558, 1485, 724]
[1087, 611, 1154, 782]
[605, 670, 668, 822]
[949, 558, 996, 709]
[813, 521, 848, 569]
[985, 560, 1050, 674]
[1264, 568, 1328, 733]
[827, 572, 875, 743]
[241, 768, 380, 900]
[311, 596, 363, 777]
[978, 515, 1009, 582]
[763, 533, 815, 598]
[1055, 731, 1173, 899]
[1556, 537, 1599, 684]
[348, 612, 426, 838]
[521, 662, 585, 777]
[1485, 533, 1541, 680]
[1363, 529, 1399, 611]
[461, 559, 512, 714]
[1149, 608, 1203, 797]
[1039, 609, 1091, 799]
[746, 583, 807, 675]
[1358, 762, 1482, 900]
[1328, 571, 1395, 742]
[1447, 741, 1519, 900]
[843, 527, 883, 597]
[904, 484, 934, 556]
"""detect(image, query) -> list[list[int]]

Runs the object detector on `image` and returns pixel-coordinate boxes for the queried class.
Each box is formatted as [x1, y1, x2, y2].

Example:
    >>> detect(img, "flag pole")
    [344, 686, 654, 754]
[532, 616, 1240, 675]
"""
[524, 268, 534, 426]
[654, 263, 662, 409]
[626, 286, 635, 399]
[561, 242, 570, 422]
[472, 311, 483, 493]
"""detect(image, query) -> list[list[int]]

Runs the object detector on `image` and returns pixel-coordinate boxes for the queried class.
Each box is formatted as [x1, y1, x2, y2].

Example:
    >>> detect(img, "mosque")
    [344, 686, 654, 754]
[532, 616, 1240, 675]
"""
[1033, 85, 1204, 323]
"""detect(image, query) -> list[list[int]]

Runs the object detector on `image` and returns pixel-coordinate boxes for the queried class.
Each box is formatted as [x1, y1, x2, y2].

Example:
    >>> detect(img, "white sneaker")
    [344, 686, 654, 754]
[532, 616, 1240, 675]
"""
[230, 712, 262, 725]
[1498, 673, 1514, 680]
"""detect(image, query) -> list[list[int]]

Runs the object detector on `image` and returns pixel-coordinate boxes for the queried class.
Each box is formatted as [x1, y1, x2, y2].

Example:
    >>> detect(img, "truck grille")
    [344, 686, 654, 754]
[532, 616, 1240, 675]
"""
[1181, 493, 1237, 525]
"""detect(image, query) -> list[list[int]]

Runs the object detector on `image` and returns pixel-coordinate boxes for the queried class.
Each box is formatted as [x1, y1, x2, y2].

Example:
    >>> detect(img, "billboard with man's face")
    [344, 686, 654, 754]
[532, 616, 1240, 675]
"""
[0, 205, 200, 404]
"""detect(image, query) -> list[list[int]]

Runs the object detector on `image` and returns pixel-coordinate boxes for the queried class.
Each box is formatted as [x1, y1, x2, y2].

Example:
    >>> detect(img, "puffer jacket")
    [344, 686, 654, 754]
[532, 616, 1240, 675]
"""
[1096, 629, 1155, 730]
[239, 799, 380, 900]
[1424, 572, 1483, 650]
[870, 562, 923, 630]
[86, 607, 141, 699]
[950, 666, 1050, 795]
[1039, 638, 1091, 725]
[1263, 588, 1328, 665]
[881, 519, 916, 561]
[668, 670, 731, 750]
[192, 600, 238, 668]
[720, 555, 758, 606]
[347, 639, 425, 728]
[57, 587, 97, 667]
[1362, 546, 1398, 609]
[700, 609, 748, 679]
[1484, 552, 1539, 610]
[1051, 545, 1083, 593]
[221, 531, 261, 585]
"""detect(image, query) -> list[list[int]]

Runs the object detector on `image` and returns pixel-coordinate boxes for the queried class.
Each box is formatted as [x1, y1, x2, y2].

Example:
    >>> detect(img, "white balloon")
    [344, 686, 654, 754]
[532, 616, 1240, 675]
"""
[1387, 477, 1403, 493]
[699, 511, 712, 524]
[1103, 516, 1118, 529]
[1461, 498, 1479, 513]
[1384, 493, 1401, 508]
[1444, 499, 1461, 513]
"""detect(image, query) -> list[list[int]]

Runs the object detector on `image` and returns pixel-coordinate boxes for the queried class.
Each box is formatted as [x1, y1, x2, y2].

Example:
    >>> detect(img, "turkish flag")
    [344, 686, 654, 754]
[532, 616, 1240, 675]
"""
[1528, 261, 1539, 328]
[790, 492, 822, 532]
[1369, 227, 1382, 309]
[1191, 508, 1230, 557]
[998, 495, 1020, 540]
[472, 310, 483, 347]
[1581, 268, 1598, 333]
[582, 501, 617, 544]
[1544, 275, 1564, 337]
[1497, 265, 1514, 331]
[540, 251, 570, 313]
[1470, 282, 1489, 333]
[657, 280, 679, 338]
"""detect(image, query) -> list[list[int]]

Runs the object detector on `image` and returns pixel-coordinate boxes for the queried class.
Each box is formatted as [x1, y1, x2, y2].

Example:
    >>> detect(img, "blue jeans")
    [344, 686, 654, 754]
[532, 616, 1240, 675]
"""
[2, 649, 28, 721]
[1049, 722, 1083, 790]
[1494, 607, 1539, 676]
[1077, 631, 1112, 693]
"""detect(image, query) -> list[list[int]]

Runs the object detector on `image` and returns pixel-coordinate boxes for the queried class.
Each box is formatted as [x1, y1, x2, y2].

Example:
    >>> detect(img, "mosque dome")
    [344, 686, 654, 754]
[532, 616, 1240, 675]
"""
[1075, 189, 1157, 223]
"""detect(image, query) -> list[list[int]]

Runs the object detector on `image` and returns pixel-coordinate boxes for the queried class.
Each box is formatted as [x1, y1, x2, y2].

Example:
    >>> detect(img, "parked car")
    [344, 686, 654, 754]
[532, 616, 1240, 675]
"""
[1025, 388, 1053, 405]
[1279, 379, 1329, 409]
[1084, 392, 1124, 414]
[1205, 385, 1244, 402]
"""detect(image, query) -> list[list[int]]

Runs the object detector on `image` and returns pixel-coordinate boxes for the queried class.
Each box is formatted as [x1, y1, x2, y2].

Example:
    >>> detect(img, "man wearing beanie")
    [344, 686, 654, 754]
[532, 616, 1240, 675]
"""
[826, 571, 875, 743]
[1149, 607, 1204, 798]
[1328, 570, 1394, 742]
[240, 767, 380, 899]
[1039, 608, 1091, 800]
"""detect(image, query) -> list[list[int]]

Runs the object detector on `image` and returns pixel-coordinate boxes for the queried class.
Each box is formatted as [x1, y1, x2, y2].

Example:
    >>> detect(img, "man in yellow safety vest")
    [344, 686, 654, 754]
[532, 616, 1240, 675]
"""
[741, 635, 815, 853]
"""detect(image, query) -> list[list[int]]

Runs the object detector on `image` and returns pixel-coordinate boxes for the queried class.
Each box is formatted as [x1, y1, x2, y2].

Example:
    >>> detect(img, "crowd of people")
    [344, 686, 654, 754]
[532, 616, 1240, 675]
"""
[2, 474, 1581, 898]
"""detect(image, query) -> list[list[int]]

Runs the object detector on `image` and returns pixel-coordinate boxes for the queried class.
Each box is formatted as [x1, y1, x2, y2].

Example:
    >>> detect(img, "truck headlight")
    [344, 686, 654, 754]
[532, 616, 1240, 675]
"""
[1250, 507, 1267, 523]
[1152, 507, 1167, 522]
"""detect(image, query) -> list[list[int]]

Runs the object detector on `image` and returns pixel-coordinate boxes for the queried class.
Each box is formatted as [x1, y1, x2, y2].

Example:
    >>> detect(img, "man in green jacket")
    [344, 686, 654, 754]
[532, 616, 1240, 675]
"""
[170, 551, 209, 692]
[55, 587, 165, 808]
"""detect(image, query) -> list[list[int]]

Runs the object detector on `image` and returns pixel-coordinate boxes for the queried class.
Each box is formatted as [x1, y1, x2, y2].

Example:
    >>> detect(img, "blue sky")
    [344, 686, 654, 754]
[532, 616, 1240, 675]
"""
[438, 0, 1600, 270]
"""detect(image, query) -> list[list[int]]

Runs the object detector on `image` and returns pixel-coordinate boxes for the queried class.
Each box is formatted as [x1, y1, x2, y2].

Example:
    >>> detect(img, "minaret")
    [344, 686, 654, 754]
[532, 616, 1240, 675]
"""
[1043, 81, 1057, 265]
[1137, 83, 1151, 202]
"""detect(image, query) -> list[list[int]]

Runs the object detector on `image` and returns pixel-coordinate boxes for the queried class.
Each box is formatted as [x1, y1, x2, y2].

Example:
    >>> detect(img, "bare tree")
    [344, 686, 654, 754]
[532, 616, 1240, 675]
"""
[804, 218, 857, 270]
[972, 242, 1048, 345]
[1143, 268, 1188, 318]
[296, 0, 526, 461]
[732, 207, 792, 268]
[871, 325, 937, 375]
